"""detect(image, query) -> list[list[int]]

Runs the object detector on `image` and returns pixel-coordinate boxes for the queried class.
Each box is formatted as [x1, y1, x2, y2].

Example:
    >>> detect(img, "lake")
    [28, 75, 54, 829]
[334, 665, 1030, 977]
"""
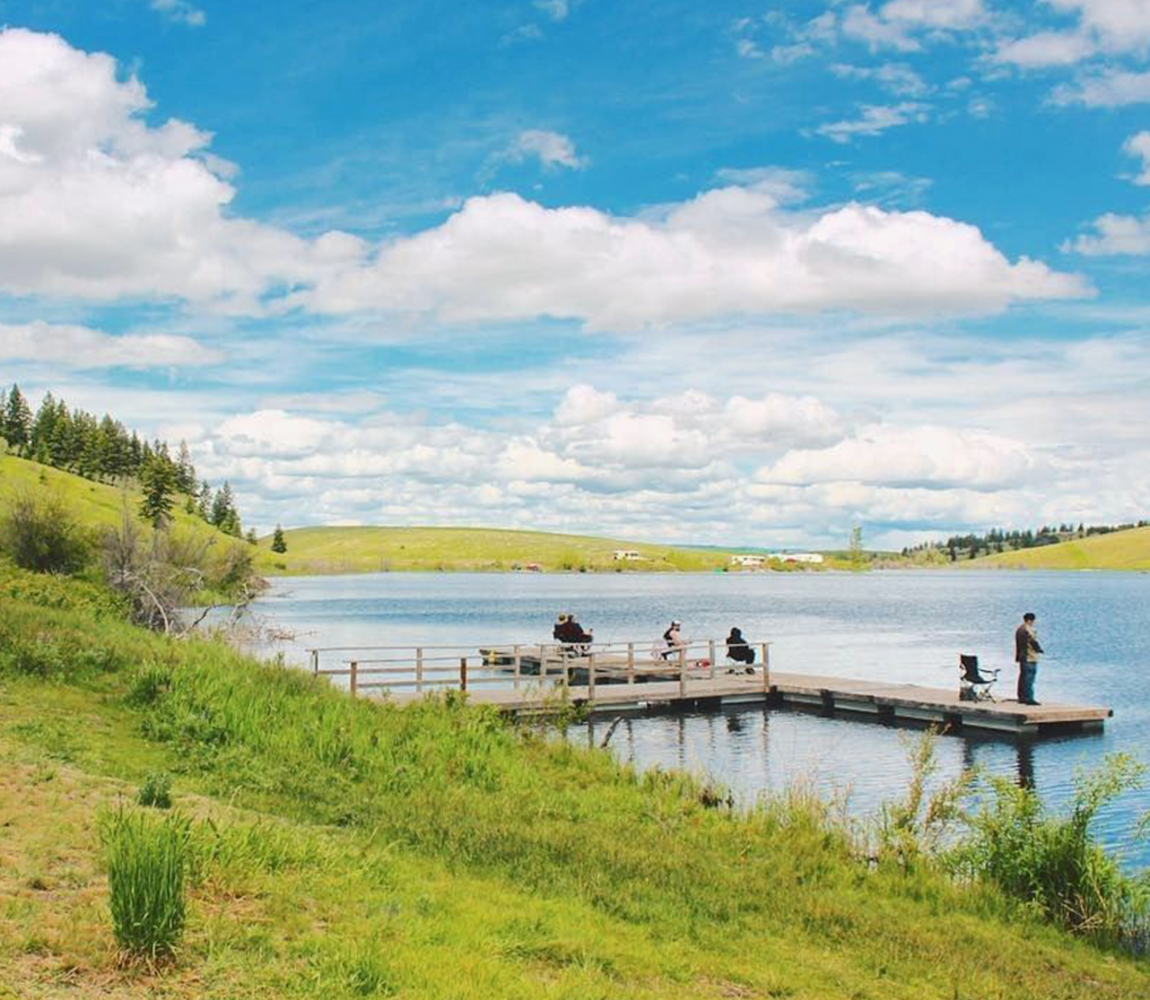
[246, 569, 1150, 865]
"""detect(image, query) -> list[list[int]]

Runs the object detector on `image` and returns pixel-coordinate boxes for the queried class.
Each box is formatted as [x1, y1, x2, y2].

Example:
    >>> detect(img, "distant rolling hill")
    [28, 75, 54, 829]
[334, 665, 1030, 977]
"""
[253, 525, 748, 575]
[974, 526, 1150, 571]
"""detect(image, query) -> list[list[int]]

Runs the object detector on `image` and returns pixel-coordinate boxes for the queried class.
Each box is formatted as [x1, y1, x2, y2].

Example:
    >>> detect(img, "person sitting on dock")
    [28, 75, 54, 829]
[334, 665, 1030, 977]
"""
[661, 620, 687, 659]
[554, 612, 593, 654]
[725, 627, 755, 674]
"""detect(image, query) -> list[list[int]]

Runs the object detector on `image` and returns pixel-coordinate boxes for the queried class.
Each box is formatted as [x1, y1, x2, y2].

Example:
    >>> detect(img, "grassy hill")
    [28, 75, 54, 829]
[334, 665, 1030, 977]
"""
[2, 564, 1148, 998]
[0, 451, 233, 547]
[252, 525, 756, 575]
[975, 526, 1150, 571]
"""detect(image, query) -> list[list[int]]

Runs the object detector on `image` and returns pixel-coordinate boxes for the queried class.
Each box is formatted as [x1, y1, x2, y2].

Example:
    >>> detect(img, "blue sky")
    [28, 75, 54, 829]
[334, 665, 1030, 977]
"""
[1, 0, 1149, 546]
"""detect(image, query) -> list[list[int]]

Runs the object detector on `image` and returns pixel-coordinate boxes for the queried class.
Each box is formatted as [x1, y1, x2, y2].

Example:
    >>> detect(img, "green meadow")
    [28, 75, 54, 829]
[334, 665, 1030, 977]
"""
[254, 524, 750, 574]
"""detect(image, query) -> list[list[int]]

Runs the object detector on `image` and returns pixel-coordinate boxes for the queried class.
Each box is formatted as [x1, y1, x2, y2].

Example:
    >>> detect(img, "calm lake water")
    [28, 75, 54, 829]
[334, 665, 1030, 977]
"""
[247, 569, 1150, 866]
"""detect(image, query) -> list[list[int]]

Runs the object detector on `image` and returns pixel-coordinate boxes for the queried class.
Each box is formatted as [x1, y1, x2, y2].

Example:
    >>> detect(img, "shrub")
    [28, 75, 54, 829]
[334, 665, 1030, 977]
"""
[1, 491, 89, 574]
[127, 662, 173, 706]
[949, 753, 1150, 943]
[138, 772, 173, 809]
[101, 808, 189, 963]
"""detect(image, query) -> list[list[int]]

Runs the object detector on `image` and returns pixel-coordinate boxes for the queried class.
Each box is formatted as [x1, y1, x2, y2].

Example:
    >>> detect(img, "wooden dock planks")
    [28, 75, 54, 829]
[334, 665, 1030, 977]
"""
[383, 670, 1112, 735]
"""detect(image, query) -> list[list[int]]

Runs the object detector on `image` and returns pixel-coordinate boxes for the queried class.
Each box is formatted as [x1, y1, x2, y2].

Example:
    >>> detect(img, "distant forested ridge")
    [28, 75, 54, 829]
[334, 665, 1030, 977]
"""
[903, 521, 1150, 561]
[0, 383, 244, 537]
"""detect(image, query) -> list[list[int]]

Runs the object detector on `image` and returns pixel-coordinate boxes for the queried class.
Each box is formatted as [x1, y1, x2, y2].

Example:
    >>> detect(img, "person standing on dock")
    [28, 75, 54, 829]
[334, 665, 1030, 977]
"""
[1014, 612, 1045, 705]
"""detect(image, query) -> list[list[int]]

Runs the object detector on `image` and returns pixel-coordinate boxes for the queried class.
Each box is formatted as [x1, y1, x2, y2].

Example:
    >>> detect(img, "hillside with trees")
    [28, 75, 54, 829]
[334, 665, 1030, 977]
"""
[1, 383, 243, 538]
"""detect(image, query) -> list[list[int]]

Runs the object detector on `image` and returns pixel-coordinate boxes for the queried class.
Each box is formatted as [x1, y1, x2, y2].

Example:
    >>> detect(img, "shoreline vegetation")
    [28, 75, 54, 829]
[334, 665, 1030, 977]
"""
[1, 562, 1149, 997]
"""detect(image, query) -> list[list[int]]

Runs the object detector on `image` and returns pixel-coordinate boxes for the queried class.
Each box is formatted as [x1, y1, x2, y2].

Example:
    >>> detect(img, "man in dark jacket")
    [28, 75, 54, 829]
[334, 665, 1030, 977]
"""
[555, 613, 593, 651]
[1014, 612, 1044, 705]
[725, 627, 756, 674]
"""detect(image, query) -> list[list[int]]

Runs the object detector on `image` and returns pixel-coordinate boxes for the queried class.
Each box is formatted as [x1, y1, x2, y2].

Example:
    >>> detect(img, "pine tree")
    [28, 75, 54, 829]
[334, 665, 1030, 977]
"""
[139, 456, 176, 529]
[197, 480, 213, 520]
[271, 524, 287, 553]
[3, 385, 33, 454]
[245, 528, 258, 545]
[211, 481, 242, 537]
[175, 441, 197, 495]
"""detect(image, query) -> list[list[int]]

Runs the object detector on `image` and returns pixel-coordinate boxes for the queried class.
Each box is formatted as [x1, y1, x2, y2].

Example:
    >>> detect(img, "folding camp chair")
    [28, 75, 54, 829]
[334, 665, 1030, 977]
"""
[958, 654, 999, 702]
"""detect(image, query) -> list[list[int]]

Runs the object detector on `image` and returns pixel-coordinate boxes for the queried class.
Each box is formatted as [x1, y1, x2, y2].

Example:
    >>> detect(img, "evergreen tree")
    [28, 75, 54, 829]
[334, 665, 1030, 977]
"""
[245, 528, 258, 546]
[211, 481, 242, 537]
[175, 441, 197, 495]
[139, 456, 176, 528]
[3, 385, 32, 454]
[271, 524, 287, 553]
[197, 480, 213, 520]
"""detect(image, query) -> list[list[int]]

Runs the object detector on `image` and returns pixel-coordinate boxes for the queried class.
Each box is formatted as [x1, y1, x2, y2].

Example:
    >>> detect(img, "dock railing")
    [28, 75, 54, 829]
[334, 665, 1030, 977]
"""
[307, 636, 771, 703]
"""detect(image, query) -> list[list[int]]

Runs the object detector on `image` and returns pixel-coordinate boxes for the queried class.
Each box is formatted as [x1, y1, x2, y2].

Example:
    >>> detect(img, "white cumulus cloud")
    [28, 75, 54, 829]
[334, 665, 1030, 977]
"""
[760, 425, 1042, 491]
[304, 189, 1088, 328]
[0, 321, 223, 368]
[0, 28, 357, 309]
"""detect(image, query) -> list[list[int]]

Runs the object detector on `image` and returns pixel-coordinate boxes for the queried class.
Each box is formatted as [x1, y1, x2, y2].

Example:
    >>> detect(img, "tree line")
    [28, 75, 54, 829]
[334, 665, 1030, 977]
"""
[902, 520, 1150, 561]
[1, 383, 244, 538]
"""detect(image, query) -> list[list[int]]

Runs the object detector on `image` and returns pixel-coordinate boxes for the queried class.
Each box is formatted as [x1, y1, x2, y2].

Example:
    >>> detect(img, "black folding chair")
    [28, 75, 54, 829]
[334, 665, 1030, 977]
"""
[958, 654, 999, 702]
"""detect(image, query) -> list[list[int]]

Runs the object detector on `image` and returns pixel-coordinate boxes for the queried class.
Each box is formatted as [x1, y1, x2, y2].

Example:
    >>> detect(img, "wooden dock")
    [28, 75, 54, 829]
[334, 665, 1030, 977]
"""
[308, 639, 1112, 737]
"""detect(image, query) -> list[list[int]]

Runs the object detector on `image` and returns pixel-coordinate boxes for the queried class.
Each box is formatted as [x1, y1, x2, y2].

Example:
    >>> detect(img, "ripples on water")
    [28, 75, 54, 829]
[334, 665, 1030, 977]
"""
[249, 569, 1150, 865]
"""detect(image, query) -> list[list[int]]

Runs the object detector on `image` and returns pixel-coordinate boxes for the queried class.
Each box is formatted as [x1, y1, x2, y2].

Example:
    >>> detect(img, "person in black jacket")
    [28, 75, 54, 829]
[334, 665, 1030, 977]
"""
[1014, 612, 1044, 705]
[555, 612, 593, 652]
[726, 627, 756, 674]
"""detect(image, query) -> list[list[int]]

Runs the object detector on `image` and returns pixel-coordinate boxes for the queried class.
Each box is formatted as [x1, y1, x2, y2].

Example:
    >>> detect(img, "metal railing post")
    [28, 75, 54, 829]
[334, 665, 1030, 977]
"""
[416, 647, 424, 693]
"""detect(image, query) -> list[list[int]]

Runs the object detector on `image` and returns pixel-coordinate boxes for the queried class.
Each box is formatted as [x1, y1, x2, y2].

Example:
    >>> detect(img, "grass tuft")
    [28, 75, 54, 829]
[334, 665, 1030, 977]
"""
[137, 771, 173, 809]
[101, 807, 189, 964]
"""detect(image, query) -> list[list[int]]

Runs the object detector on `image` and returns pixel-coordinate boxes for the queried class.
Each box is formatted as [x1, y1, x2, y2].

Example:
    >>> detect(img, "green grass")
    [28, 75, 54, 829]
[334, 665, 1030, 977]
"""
[252, 525, 845, 575]
[1, 562, 1148, 997]
[101, 808, 189, 962]
[974, 526, 1150, 571]
[253, 524, 738, 574]
[0, 453, 245, 568]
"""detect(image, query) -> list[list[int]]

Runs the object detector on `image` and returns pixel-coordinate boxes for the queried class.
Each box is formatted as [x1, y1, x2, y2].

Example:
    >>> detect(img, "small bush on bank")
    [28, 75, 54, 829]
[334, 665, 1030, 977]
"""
[950, 753, 1150, 944]
[138, 772, 173, 809]
[101, 808, 190, 963]
[1, 491, 89, 574]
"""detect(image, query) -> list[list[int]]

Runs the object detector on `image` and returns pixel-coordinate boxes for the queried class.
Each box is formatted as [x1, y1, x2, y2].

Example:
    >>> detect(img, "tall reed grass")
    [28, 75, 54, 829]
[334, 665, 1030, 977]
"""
[101, 807, 189, 963]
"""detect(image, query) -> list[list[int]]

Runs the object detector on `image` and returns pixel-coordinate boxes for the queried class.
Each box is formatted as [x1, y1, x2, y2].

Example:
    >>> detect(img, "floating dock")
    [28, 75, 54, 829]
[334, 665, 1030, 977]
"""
[393, 672, 1111, 735]
[309, 640, 1112, 737]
